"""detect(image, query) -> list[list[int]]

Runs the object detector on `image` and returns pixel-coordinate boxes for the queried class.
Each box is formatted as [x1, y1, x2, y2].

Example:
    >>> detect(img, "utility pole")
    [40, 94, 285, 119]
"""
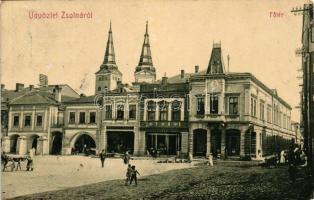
[292, 3, 314, 175]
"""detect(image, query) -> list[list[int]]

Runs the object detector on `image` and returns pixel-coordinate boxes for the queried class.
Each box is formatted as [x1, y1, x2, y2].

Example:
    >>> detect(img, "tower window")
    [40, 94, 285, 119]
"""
[98, 76, 104, 81]
[210, 94, 219, 114]
[98, 87, 101, 91]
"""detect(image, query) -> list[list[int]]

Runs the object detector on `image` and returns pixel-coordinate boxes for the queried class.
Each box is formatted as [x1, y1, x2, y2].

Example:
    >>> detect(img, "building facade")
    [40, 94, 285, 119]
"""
[1, 23, 297, 160]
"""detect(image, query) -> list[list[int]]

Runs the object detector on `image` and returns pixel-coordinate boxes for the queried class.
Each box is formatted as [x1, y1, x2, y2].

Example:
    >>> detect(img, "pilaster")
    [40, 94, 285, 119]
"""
[220, 128, 226, 159]
[17, 136, 27, 155]
[206, 128, 211, 156]
[2, 136, 10, 153]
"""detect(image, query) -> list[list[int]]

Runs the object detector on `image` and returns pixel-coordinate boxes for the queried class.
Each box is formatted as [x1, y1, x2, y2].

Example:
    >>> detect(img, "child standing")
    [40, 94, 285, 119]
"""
[129, 165, 140, 186]
[125, 164, 132, 185]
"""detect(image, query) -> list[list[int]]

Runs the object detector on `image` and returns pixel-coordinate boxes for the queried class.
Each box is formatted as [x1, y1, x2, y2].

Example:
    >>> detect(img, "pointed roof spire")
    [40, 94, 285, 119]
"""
[206, 42, 225, 74]
[138, 21, 153, 67]
[103, 21, 116, 67]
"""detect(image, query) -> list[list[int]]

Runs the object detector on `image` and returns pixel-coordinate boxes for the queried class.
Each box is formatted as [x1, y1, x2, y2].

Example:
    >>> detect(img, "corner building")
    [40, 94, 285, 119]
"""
[188, 44, 294, 159]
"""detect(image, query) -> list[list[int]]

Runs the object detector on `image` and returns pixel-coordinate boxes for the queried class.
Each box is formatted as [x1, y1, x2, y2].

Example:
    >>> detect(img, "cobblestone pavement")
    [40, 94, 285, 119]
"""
[8, 161, 314, 200]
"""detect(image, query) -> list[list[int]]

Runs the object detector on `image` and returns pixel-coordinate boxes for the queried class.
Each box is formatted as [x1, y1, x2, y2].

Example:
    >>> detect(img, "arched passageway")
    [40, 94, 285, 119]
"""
[29, 135, 39, 154]
[193, 129, 207, 156]
[74, 134, 96, 155]
[51, 132, 63, 155]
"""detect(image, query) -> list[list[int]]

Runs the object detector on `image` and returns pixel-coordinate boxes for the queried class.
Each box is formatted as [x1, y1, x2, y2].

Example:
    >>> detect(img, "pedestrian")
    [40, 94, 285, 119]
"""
[1, 152, 8, 171]
[288, 163, 297, 184]
[287, 146, 295, 165]
[123, 151, 130, 164]
[125, 164, 132, 186]
[83, 144, 87, 154]
[207, 154, 214, 166]
[15, 158, 22, 171]
[280, 150, 286, 164]
[129, 165, 140, 186]
[99, 149, 106, 168]
[26, 153, 34, 171]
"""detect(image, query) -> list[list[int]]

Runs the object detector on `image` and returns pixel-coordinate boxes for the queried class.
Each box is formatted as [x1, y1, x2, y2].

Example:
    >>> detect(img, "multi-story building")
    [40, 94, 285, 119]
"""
[1, 22, 296, 160]
[139, 77, 189, 156]
[188, 43, 294, 159]
[2, 84, 79, 155]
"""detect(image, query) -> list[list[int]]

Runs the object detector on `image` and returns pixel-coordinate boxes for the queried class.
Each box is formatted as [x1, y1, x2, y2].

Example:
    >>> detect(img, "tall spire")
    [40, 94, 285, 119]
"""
[103, 21, 116, 67]
[138, 21, 153, 66]
[134, 21, 156, 83]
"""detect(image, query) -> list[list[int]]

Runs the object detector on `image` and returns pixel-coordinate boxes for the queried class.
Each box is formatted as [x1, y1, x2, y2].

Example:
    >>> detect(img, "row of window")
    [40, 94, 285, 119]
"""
[196, 96, 238, 115]
[104, 105, 137, 120]
[250, 97, 291, 129]
[146, 101, 181, 121]
[98, 76, 120, 81]
[12, 114, 43, 128]
[69, 111, 96, 124]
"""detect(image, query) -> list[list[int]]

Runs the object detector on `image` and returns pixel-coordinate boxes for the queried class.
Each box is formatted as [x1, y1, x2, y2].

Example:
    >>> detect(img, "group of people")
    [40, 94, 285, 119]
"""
[2, 149, 35, 172]
[125, 164, 140, 186]
[98, 150, 140, 186]
[283, 146, 308, 184]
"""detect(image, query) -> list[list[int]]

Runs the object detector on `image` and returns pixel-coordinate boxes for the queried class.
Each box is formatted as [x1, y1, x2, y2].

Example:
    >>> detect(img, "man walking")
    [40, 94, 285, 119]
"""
[99, 149, 106, 168]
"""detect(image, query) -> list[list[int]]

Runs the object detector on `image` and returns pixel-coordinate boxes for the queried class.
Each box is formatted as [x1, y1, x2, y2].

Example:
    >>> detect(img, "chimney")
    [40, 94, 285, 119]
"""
[53, 85, 62, 102]
[1, 84, 5, 91]
[15, 83, 24, 92]
[195, 65, 199, 73]
[180, 70, 185, 78]
[39, 74, 48, 87]
[29, 85, 34, 91]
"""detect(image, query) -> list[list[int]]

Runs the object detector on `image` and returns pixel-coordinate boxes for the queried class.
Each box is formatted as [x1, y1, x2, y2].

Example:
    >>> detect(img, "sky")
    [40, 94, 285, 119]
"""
[0, 0, 309, 121]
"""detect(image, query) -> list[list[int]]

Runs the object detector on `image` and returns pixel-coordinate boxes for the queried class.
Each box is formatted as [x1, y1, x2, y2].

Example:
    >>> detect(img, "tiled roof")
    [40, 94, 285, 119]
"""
[9, 91, 58, 105]
[156, 69, 206, 84]
[2, 85, 78, 105]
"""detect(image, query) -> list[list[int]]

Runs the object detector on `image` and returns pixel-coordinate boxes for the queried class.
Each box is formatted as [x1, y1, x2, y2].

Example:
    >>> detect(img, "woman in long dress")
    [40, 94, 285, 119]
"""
[280, 150, 286, 164]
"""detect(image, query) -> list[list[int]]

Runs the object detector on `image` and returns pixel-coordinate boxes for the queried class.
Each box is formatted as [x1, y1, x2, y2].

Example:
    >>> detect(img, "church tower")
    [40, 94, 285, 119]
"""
[95, 22, 122, 94]
[134, 22, 156, 83]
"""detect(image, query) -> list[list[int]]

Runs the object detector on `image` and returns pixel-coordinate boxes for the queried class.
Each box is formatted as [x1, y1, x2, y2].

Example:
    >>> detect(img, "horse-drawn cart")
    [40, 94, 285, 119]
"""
[1, 154, 29, 172]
